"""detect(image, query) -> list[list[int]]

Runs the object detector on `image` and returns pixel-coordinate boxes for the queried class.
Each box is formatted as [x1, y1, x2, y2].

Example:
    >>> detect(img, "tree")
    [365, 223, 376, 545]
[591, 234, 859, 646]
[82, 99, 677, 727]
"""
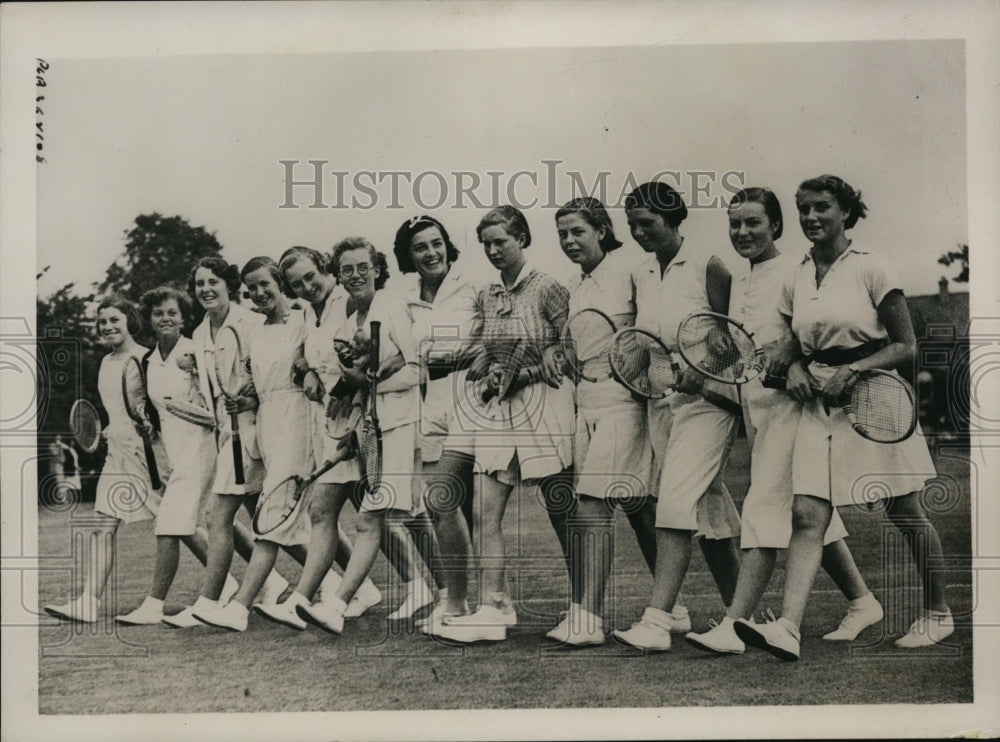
[937, 243, 968, 283]
[97, 213, 225, 301]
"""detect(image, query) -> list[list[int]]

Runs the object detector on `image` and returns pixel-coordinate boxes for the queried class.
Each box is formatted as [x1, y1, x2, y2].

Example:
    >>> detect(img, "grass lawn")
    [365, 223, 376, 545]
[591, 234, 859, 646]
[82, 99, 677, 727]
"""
[36, 438, 973, 713]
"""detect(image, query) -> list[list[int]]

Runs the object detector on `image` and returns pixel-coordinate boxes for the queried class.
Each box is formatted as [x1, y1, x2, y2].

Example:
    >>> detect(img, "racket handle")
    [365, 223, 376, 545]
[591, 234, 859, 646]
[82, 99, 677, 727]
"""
[762, 373, 786, 389]
[230, 412, 245, 485]
[141, 436, 162, 490]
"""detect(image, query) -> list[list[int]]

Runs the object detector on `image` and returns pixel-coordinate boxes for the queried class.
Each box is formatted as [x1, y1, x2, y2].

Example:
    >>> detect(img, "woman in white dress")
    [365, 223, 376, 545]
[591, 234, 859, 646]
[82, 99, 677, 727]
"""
[114, 287, 216, 625]
[290, 238, 425, 635]
[436, 206, 576, 645]
[684, 187, 882, 655]
[735, 175, 953, 660]
[256, 246, 413, 630]
[165, 258, 290, 628]
[393, 215, 479, 631]
[44, 296, 163, 623]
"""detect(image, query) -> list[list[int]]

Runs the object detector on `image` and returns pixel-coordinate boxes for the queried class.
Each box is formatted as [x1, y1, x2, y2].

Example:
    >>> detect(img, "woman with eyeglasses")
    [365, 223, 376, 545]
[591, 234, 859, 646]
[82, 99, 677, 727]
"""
[288, 238, 425, 635]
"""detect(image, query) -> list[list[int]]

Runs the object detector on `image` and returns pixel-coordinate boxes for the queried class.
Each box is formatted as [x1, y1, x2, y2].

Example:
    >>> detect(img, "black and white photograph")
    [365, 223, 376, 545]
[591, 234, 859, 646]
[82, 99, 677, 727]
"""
[2, 2, 998, 740]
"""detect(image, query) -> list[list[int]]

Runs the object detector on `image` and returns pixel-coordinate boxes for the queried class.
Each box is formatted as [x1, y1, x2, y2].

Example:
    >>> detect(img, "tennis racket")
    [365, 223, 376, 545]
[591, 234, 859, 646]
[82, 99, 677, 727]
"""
[608, 327, 742, 414]
[162, 396, 216, 430]
[69, 399, 101, 453]
[676, 312, 766, 385]
[121, 356, 162, 490]
[558, 308, 616, 382]
[252, 431, 358, 536]
[214, 325, 247, 485]
[763, 369, 917, 443]
[360, 321, 383, 494]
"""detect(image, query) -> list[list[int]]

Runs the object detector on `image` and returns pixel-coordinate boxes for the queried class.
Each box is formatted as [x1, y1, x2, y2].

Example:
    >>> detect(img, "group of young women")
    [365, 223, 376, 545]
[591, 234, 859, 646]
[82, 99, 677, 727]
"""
[43, 174, 954, 661]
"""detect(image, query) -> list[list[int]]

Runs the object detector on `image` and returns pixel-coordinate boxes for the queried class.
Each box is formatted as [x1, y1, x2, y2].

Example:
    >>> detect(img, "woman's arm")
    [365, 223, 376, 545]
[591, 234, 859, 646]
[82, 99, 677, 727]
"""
[706, 256, 732, 316]
[819, 289, 915, 404]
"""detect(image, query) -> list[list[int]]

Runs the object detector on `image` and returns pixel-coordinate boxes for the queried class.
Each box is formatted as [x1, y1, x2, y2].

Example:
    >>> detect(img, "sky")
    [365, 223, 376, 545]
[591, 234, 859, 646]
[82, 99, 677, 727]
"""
[36, 40, 967, 299]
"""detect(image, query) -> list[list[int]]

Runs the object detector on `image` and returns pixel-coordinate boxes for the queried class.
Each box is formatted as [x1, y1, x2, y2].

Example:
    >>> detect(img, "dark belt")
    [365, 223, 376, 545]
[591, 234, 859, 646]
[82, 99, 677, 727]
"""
[807, 339, 888, 367]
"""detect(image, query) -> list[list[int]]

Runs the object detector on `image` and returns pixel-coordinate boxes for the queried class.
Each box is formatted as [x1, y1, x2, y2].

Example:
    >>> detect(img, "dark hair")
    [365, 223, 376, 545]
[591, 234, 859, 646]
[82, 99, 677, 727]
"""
[277, 246, 331, 296]
[330, 237, 390, 291]
[139, 285, 193, 327]
[624, 181, 688, 228]
[476, 205, 531, 248]
[393, 216, 460, 274]
[97, 294, 143, 337]
[796, 174, 868, 229]
[187, 256, 241, 301]
[240, 256, 288, 295]
[555, 197, 623, 253]
[728, 187, 784, 240]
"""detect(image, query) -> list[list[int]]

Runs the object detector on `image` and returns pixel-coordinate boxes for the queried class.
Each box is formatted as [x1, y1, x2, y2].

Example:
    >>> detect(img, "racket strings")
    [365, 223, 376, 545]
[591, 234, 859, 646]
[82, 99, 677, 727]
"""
[563, 312, 615, 379]
[214, 330, 244, 398]
[71, 402, 101, 451]
[849, 375, 914, 439]
[677, 315, 759, 382]
[122, 360, 148, 418]
[611, 331, 676, 397]
[254, 478, 301, 534]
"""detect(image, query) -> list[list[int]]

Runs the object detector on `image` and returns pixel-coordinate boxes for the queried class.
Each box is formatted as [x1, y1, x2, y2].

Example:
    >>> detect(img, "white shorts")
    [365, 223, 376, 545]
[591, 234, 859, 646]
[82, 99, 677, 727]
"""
[740, 382, 848, 549]
[418, 377, 476, 463]
[358, 422, 420, 514]
[573, 403, 650, 500]
[475, 381, 574, 485]
[650, 393, 741, 536]
[792, 397, 935, 508]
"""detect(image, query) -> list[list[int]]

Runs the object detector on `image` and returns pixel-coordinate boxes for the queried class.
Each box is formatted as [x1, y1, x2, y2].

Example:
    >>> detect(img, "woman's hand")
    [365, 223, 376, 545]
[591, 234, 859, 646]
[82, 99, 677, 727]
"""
[540, 345, 564, 388]
[676, 366, 706, 395]
[466, 353, 494, 382]
[785, 360, 816, 403]
[340, 364, 368, 388]
[133, 419, 154, 439]
[820, 366, 856, 408]
[303, 369, 326, 402]
[224, 392, 258, 414]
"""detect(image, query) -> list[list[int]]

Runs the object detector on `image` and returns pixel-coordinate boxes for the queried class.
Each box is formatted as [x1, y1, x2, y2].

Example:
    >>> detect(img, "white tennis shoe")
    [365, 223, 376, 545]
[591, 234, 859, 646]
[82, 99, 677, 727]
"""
[254, 593, 307, 631]
[115, 597, 165, 626]
[546, 605, 605, 647]
[684, 616, 745, 655]
[195, 600, 249, 632]
[387, 580, 434, 621]
[823, 594, 884, 641]
[613, 608, 673, 652]
[434, 605, 509, 643]
[220, 574, 240, 605]
[734, 613, 800, 661]
[344, 580, 383, 618]
[255, 573, 289, 606]
[44, 595, 100, 624]
[894, 609, 954, 648]
[162, 605, 206, 629]
[297, 597, 346, 635]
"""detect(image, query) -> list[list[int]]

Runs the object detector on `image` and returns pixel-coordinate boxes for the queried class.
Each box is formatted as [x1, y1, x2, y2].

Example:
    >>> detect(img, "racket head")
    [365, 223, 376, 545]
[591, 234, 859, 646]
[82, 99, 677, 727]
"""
[69, 399, 101, 453]
[214, 325, 245, 398]
[252, 475, 305, 536]
[163, 396, 216, 430]
[360, 416, 383, 493]
[489, 339, 525, 399]
[842, 370, 917, 443]
[120, 355, 149, 425]
[325, 391, 363, 439]
[609, 328, 677, 399]
[560, 308, 616, 382]
[676, 312, 765, 384]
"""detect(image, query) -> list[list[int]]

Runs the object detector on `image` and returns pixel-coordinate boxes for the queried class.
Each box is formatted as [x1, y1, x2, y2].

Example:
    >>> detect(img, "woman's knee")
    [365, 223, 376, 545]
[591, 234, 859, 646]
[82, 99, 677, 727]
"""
[791, 495, 833, 534]
[353, 511, 383, 536]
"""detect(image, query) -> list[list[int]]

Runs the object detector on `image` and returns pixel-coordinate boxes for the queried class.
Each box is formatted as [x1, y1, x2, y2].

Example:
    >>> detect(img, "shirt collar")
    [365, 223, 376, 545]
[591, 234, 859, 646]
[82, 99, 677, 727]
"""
[489, 262, 536, 295]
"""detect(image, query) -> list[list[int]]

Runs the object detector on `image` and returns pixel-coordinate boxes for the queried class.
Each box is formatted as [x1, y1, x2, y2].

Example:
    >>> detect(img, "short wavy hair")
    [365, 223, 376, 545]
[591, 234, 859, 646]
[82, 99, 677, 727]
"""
[624, 181, 688, 228]
[796, 174, 868, 229]
[187, 256, 241, 301]
[96, 293, 143, 337]
[476, 205, 531, 248]
[330, 237, 390, 291]
[728, 187, 784, 240]
[139, 285, 194, 326]
[393, 215, 460, 274]
[277, 246, 331, 297]
[555, 197, 623, 253]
